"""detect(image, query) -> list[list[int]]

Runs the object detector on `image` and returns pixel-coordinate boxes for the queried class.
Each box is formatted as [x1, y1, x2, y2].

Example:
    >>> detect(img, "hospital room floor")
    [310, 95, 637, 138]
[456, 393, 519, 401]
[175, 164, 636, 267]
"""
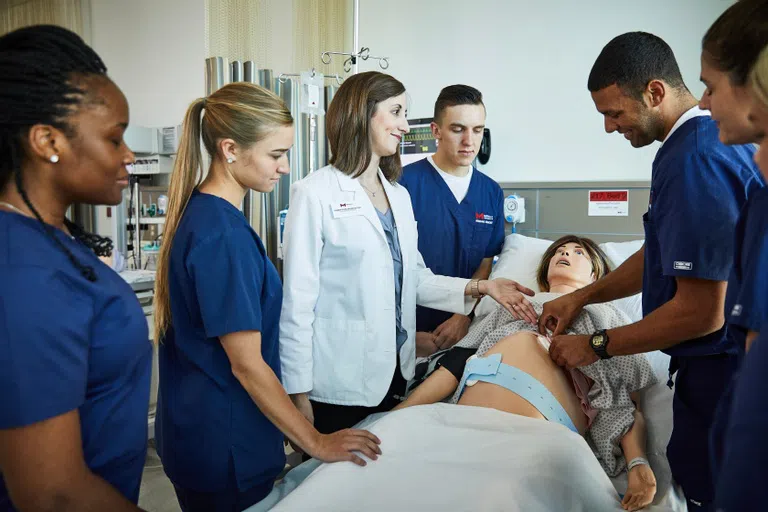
[138, 441, 302, 512]
[138, 442, 180, 512]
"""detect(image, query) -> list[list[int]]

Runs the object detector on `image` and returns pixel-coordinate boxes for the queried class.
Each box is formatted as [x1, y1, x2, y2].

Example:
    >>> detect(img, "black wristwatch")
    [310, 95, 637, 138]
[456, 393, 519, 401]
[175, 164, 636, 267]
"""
[589, 330, 612, 359]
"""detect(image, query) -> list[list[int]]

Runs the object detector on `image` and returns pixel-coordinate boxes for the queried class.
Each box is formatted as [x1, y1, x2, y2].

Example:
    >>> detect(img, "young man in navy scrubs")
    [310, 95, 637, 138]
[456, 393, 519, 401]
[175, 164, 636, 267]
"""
[400, 85, 505, 356]
[539, 32, 765, 511]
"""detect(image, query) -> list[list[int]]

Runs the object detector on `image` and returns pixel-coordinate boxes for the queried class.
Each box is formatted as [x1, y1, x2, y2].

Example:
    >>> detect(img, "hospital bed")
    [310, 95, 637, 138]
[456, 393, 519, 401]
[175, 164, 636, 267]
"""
[247, 232, 686, 512]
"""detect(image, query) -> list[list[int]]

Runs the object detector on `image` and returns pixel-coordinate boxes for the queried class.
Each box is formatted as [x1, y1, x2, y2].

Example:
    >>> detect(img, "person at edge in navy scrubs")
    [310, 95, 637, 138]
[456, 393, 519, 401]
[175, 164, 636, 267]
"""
[400, 85, 505, 356]
[700, 0, 768, 354]
[152, 83, 380, 512]
[539, 32, 765, 512]
[0, 26, 152, 512]
[713, 41, 768, 512]
[697, 4, 768, 504]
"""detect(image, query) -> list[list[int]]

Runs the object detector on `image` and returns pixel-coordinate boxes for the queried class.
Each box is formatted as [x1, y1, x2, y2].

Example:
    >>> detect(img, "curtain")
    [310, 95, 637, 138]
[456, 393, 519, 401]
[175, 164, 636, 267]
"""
[293, 0, 350, 77]
[205, 0, 271, 64]
[0, 0, 85, 37]
[205, 0, 351, 76]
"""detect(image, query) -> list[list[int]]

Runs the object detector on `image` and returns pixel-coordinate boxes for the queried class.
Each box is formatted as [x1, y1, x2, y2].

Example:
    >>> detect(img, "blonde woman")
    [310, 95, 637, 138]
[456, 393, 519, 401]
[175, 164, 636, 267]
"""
[153, 83, 380, 512]
[714, 43, 768, 512]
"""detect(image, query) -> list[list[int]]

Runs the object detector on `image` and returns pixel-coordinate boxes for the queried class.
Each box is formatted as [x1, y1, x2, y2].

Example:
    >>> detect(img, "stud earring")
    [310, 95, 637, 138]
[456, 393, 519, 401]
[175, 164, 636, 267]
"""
[49, 154, 59, 163]
[227, 157, 235, 164]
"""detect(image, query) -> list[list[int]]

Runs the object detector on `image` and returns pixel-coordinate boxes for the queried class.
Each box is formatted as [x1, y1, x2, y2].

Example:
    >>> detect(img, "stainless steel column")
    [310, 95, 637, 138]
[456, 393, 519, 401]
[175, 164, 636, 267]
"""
[230, 60, 243, 83]
[205, 57, 229, 96]
[259, 69, 275, 91]
[240, 61, 259, 228]
[243, 61, 258, 84]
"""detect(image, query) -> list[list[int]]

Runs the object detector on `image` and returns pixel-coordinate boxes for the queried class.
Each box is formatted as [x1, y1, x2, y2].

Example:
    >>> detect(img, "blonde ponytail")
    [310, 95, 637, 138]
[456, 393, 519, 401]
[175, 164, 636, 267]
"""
[153, 82, 293, 343]
[154, 98, 206, 343]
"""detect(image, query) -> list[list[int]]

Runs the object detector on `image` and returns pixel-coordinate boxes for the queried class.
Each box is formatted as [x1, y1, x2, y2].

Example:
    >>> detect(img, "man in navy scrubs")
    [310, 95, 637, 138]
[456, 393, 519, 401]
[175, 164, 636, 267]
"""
[539, 32, 765, 511]
[400, 85, 505, 356]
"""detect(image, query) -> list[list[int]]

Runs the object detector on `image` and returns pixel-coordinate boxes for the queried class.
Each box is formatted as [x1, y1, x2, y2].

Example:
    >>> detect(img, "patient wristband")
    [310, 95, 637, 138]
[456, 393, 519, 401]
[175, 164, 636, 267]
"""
[627, 457, 649, 471]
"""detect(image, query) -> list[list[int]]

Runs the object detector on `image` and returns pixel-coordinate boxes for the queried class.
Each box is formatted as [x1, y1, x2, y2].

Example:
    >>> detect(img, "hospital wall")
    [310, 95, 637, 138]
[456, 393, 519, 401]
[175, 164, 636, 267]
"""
[89, 0, 207, 129]
[357, 0, 734, 183]
[88, 0, 302, 129]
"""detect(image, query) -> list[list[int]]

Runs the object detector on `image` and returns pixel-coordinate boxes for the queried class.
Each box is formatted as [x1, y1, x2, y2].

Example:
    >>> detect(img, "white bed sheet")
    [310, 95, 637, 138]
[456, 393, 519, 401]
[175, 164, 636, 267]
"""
[248, 404, 685, 512]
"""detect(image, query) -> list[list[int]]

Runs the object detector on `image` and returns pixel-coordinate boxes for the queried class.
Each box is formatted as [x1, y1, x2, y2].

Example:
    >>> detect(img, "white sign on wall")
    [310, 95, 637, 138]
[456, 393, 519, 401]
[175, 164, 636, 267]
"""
[588, 190, 629, 217]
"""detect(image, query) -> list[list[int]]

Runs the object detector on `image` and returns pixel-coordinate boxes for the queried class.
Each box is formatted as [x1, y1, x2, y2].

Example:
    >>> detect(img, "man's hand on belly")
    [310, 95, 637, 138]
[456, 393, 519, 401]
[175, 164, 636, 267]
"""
[549, 334, 598, 369]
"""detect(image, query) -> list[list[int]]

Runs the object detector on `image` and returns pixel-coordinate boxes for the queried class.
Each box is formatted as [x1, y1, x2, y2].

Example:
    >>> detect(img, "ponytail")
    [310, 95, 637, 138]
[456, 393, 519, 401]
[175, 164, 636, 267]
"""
[153, 82, 293, 343]
[153, 98, 206, 342]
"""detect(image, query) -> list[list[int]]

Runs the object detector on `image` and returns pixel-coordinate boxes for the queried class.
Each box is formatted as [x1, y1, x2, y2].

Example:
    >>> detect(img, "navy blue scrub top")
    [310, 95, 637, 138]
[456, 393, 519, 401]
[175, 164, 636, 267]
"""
[642, 116, 765, 357]
[400, 158, 505, 332]
[0, 212, 152, 511]
[724, 186, 768, 350]
[714, 331, 768, 510]
[156, 190, 285, 494]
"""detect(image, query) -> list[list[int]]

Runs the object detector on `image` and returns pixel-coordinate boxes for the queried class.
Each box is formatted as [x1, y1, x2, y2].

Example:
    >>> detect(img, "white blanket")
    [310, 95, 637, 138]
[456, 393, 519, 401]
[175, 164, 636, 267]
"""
[247, 404, 684, 512]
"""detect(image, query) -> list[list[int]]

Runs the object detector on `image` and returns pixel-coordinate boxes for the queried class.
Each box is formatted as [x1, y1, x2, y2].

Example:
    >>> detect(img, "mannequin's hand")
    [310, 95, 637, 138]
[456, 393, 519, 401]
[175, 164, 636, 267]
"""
[622, 464, 656, 511]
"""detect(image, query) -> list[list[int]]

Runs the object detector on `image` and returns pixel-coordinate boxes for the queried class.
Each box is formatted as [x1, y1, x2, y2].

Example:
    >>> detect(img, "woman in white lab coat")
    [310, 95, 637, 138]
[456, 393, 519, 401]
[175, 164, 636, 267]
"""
[280, 71, 537, 435]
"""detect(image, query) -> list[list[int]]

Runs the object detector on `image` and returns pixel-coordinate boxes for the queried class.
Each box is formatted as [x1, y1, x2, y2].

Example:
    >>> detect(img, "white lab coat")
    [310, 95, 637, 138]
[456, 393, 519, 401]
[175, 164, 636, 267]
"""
[280, 165, 475, 406]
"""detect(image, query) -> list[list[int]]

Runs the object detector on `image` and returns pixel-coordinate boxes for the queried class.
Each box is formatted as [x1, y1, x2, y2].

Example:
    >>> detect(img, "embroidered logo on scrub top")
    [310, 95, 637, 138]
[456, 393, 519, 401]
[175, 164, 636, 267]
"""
[673, 261, 693, 271]
[475, 213, 494, 225]
[731, 304, 743, 317]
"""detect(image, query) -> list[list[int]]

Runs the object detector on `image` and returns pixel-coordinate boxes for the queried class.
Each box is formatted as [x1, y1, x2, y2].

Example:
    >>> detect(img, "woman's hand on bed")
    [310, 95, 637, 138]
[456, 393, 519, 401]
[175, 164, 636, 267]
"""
[482, 279, 537, 325]
[433, 314, 471, 350]
[622, 463, 656, 511]
[308, 429, 382, 467]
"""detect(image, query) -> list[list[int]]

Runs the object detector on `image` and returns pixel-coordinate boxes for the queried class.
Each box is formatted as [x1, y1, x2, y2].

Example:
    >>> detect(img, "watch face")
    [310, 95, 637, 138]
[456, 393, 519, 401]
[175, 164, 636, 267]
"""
[592, 335, 604, 347]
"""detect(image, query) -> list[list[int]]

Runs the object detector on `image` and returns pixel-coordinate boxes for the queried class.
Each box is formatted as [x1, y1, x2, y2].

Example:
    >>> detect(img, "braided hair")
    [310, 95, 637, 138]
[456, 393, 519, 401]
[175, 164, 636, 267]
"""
[0, 25, 116, 282]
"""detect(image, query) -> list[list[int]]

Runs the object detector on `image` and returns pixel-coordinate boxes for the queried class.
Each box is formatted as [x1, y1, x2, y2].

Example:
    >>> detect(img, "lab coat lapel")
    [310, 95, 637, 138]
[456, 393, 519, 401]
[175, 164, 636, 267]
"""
[334, 167, 387, 244]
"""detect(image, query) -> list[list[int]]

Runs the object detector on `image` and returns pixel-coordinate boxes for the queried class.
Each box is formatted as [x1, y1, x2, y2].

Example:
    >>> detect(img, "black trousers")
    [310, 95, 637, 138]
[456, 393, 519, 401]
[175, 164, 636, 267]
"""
[311, 365, 407, 435]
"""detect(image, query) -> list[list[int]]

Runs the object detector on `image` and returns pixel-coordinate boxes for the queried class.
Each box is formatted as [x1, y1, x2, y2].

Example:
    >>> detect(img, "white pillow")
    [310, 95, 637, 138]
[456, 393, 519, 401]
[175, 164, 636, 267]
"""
[599, 240, 645, 323]
[475, 234, 644, 321]
[474, 234, 552, 319]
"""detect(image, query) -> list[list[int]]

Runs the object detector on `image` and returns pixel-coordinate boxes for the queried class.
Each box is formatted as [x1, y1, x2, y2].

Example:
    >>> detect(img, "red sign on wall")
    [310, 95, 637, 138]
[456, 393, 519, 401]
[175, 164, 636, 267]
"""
[589, 190, 628, 202]
[588, 190, 629, 217]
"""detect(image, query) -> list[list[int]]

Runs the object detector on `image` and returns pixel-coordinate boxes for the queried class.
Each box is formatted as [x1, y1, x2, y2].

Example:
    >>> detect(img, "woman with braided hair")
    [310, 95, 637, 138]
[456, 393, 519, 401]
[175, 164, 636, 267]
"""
[0, 25, 151, 512]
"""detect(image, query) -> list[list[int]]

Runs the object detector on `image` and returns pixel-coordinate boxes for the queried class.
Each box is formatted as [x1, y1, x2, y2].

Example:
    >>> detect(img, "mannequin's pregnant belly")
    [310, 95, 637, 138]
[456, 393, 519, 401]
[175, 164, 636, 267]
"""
[458, 332, 588, 435]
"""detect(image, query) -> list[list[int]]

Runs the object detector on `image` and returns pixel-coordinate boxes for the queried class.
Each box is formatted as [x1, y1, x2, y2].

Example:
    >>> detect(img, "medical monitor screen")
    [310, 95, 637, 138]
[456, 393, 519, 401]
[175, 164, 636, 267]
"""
[401, 117, 437, 166]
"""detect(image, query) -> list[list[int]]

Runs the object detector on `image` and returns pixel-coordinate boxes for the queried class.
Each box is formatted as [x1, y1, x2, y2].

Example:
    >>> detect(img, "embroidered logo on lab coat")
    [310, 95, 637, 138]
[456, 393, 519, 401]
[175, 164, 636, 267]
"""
[475, 213, 494, 225]
[673, 261, 693, 271]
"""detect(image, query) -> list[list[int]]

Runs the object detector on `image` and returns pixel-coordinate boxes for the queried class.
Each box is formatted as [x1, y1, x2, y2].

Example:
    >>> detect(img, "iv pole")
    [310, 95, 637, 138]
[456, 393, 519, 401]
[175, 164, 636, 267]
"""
[320, 0, 390, 74]
[353, 0, 359, 74]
